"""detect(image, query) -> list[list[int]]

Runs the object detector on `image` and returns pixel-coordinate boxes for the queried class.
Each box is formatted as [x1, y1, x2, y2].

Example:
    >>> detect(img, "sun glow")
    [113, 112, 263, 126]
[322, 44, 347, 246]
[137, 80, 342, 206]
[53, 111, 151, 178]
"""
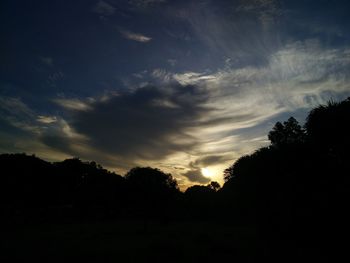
[201, 167, 213, 178]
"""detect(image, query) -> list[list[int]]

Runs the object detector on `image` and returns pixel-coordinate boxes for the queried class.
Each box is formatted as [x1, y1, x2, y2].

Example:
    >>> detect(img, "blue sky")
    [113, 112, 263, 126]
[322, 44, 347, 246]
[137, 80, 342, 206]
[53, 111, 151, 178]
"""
[1, 0, 350, 188]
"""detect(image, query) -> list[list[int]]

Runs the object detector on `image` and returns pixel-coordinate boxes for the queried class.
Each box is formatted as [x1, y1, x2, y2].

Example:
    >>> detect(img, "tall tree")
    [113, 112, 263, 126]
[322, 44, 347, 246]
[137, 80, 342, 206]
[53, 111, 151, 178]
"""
[268, 117, 305, 147]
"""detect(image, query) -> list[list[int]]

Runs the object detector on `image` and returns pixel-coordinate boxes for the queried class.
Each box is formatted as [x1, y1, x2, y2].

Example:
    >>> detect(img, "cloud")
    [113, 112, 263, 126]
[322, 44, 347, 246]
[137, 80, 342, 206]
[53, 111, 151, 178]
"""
[173, 72, 216, 86]
[120, 29, 152, 42]
[53, 98, 92, 111]
[0, 97, 39, 133]
[172, 0, 283, 66]
[193, 154, 233, 167]
[0, 97, 34, 119]
[37, 115, 57, 124]
[0, 97, 90, 158]
[181, 154, 232, 184]
[149, 40, 350, 164]
[39, 120, 90, 156]
[162, 40, 350, 119]
[182, 168, 210, 184]
[0, 97, 77, 162]
[49, 84, 211, 164]
[235, 0, 282, 30]
[92, 0, 116, 17]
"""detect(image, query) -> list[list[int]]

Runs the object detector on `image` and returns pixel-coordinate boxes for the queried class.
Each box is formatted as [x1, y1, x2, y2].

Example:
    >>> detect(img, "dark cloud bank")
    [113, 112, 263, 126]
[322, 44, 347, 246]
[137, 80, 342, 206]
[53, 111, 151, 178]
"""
[42, 83, 215, 182]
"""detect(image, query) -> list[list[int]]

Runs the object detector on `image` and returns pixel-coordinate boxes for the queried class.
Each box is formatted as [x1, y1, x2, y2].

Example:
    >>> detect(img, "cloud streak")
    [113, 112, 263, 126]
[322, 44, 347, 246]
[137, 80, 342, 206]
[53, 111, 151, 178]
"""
[53, 98, 92, 111]
[120, 30, 152, 43]
[171, 0, 283, 67]
[149, 39, 350, 163]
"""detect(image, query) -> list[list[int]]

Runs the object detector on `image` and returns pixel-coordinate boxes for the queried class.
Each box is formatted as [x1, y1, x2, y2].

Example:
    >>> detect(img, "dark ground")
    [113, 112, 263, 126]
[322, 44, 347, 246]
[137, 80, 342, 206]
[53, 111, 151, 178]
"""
[2, 220, 257, 262]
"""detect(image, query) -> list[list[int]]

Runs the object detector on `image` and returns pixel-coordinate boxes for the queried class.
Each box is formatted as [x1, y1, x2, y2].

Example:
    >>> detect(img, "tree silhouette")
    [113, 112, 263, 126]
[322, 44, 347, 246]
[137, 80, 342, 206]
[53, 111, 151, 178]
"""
[0, 154, 56, 211]
[268, 117, 305, 147]
[125, 167, 180, 219]
[208, 181, 221, 191]
[125, 167, 178, 193]
[53, 158, 125, 218]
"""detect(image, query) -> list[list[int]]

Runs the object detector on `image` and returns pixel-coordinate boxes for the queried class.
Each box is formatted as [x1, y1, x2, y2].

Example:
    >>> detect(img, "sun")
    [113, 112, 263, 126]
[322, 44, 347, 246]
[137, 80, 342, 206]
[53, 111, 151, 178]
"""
[201, 167, 213, 178]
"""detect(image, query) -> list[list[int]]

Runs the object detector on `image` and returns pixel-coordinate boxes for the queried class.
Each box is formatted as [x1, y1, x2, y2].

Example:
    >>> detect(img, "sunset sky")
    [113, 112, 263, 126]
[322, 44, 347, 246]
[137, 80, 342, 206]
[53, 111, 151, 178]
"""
[1, 0, 350, 189]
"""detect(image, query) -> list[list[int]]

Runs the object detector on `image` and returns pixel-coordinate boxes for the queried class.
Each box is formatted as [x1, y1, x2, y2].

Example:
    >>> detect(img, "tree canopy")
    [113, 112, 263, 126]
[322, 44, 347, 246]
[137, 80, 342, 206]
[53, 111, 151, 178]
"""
[268, 117, 305, 147]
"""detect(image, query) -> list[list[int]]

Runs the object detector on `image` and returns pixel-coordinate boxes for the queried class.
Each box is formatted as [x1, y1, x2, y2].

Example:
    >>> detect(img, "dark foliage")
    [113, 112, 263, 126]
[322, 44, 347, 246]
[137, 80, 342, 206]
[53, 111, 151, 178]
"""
[0, 154, 126, 222]
[124, 167, 180, 219]
[268, 116, 306, 147]
[183, 184, 217, 219]
[305, 98, 350, 160]
[222, 97, 350, 261]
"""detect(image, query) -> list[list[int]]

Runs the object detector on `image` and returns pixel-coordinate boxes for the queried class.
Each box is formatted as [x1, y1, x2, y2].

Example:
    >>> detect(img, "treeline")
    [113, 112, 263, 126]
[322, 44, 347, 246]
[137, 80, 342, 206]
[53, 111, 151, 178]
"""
[1, 154, 222, 223]
[1, 97, 350, 259]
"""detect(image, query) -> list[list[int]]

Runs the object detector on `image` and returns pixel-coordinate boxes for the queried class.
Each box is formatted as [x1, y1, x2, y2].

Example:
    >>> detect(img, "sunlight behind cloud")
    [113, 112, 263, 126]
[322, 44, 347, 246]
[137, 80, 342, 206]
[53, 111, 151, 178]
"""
[201, 167, 213, 178]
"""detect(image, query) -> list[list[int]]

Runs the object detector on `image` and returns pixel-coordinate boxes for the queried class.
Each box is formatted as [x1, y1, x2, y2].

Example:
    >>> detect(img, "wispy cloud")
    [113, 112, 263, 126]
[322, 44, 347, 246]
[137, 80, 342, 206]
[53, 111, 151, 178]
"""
[92, 0, 115, 17]
[235, 0, 282, 30]
[120, 29, 152, 43]
[149, 39, 350, 166]
[0, 97, 39, 133]
[37, 115, 57, 124]
[0, 97, 95, 164]
[53, 98, 92, 111]
[169, 0, 284, 68]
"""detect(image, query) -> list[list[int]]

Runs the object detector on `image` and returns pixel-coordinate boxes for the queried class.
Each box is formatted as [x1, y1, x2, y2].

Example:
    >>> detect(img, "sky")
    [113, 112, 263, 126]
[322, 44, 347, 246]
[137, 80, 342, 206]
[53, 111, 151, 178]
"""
[1, 0, 350, 189]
